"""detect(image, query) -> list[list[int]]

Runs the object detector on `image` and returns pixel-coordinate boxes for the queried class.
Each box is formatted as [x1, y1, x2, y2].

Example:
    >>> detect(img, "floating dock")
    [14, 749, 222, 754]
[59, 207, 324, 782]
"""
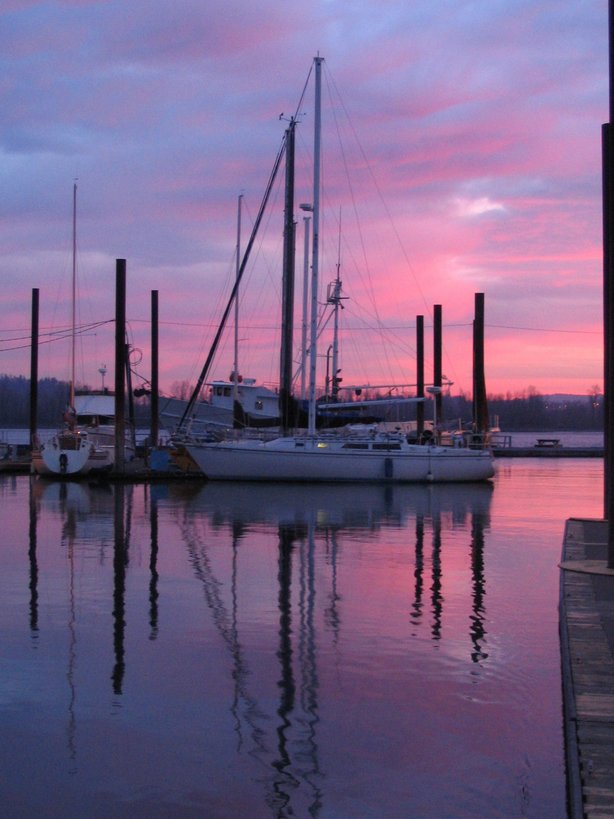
[560, 518, 614, 818]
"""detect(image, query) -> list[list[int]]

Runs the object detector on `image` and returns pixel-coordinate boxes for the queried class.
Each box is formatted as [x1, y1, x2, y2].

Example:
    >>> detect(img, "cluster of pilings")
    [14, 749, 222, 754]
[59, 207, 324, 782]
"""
[26, 258, 490, 475]
[28, 260, 160, 475]
[414, 294, 488, 437]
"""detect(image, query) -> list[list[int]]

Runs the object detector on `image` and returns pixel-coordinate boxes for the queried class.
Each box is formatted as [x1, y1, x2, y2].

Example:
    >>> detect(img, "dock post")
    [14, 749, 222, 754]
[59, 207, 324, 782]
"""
[115, 260, 126, 475]
[416, 315, 424, 435]
[151, 290, 159, 449]
[473, 292, 489, 436]
[29, 288, 39, 449]
[604, 1, 614, 567]
[433, 305, 443, 427]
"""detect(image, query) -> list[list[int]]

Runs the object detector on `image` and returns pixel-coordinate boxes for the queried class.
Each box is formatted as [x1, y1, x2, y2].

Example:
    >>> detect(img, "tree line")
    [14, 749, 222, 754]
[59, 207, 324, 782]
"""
[0, 374, 604, 431]
[443, 390, 603, 431]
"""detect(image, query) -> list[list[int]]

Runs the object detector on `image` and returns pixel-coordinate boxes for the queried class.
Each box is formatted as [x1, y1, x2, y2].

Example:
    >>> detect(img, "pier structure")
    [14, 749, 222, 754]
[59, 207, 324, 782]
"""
[560, 519, 614, 818]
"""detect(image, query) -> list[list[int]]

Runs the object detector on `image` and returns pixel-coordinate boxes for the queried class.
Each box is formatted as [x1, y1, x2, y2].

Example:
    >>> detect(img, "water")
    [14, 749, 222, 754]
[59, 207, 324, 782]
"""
[0, 460, 602, 818]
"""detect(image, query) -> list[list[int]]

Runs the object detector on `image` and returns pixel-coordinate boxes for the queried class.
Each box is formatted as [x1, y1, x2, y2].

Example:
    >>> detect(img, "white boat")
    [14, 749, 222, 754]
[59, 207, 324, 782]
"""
[185, 428, 494, 483]
[31, 428, 107, 476]
[32, 391, 136, 476]
[160, 377, 280, 433]
[31, 185, 135, 477]
[183, 57, 495, 484]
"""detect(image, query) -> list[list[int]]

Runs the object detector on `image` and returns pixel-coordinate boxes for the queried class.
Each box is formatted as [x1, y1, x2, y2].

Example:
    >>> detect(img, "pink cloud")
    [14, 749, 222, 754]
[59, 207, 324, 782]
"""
[0, 1, 607, 401]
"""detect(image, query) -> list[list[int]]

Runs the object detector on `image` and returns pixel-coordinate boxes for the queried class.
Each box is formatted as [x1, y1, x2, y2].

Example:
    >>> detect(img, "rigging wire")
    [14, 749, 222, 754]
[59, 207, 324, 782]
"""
[0, 319, 113, 353]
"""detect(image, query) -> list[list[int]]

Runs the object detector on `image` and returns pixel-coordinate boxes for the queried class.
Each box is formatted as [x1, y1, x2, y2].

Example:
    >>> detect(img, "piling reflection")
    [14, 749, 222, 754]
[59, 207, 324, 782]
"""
[28, 480, 38, 636]
[30, 479, 136, 701]
[27, 476, 492, 815]
[112, 485, 126, 696]
[149, 495, 159, 640]
[470, 508, 488, 663]
[174, 480, 492, 815]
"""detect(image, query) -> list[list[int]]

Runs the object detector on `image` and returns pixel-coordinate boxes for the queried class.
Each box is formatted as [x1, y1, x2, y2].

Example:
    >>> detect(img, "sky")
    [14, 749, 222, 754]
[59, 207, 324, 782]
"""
[0, 0, 608, 401]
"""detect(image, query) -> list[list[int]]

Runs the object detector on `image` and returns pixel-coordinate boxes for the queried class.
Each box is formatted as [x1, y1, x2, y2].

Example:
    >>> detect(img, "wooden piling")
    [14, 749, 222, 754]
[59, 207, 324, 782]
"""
[114, 260, 126, 474]
[29, 288, 39, 448]
[604, 1, 614, 567]
[433, 305, 443, 425]
[416, 315, 424, 435]
[473, 292, 489, 434]
[151, 290, 159, 448]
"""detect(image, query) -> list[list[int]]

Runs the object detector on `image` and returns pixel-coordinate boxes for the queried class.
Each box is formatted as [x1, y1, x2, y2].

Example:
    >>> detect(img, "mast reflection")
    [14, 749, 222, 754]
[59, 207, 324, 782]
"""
[25, 475, 494, 812]
[175, 481, 493, 815]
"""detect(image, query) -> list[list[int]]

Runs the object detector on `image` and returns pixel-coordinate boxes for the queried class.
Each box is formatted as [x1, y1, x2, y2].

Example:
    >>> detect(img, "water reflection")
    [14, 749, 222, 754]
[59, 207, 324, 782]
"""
[470, 509, 488, 663]
[27, 476, 494, 816]
[149, 495, 159, 640]
[112, 486, 127, 696]
[28, 480, 38, 636]
[170, 481, 493, 815]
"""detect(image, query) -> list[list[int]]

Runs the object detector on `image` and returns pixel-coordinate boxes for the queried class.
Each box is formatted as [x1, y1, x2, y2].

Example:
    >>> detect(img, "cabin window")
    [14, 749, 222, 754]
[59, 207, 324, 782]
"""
[223, 387, 231, 397]
[342, 443, 369, 450]
[372, 443, 402, 450]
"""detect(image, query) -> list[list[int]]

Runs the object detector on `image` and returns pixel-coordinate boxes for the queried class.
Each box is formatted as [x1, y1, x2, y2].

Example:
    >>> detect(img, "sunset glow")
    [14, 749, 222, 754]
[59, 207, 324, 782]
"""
[0, 1, 606, 399]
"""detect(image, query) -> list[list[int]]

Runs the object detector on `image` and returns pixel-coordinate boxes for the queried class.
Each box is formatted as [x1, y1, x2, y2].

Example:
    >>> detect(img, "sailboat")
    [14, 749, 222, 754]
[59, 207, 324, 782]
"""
[31, 185, 135, 477]
[182, 57, 495, 484]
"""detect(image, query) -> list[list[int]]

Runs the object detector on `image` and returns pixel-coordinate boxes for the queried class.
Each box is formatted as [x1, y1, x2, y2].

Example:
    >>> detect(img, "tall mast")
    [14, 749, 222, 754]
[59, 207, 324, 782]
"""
[308, 55, 323, 435]
[279, 118, 296, 434]
[299, 207, 312, 400]
[233, 193, 243, 402]
[70, 180, 77, 408]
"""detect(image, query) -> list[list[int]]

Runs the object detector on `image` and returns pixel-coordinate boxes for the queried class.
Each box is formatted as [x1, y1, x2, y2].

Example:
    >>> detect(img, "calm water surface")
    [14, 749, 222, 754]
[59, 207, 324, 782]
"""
[0, 460, 603, 818]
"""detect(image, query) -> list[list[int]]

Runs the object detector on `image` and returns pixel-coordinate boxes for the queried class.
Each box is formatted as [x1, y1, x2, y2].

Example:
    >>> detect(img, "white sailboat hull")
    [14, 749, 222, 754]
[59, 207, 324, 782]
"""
[31, 431, 108, 476]
[31, 407, 135, 477]
[185, 436, 495, 483]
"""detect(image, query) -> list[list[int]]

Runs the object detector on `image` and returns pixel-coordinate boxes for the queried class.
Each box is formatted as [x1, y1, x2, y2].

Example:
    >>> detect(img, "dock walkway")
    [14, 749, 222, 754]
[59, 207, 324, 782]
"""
[560, 518, 614, 818]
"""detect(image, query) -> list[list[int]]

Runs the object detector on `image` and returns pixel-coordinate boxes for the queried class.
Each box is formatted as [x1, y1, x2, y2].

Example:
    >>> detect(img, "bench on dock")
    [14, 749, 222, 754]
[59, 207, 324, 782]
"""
[535, 438, 562, 448]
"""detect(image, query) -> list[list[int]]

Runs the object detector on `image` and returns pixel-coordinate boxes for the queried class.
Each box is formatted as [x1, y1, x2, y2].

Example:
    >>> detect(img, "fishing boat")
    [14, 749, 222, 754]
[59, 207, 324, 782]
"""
[181, 57, 494, 484]
[31, 185, 135, 477]
[159, 377, 280, 434]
